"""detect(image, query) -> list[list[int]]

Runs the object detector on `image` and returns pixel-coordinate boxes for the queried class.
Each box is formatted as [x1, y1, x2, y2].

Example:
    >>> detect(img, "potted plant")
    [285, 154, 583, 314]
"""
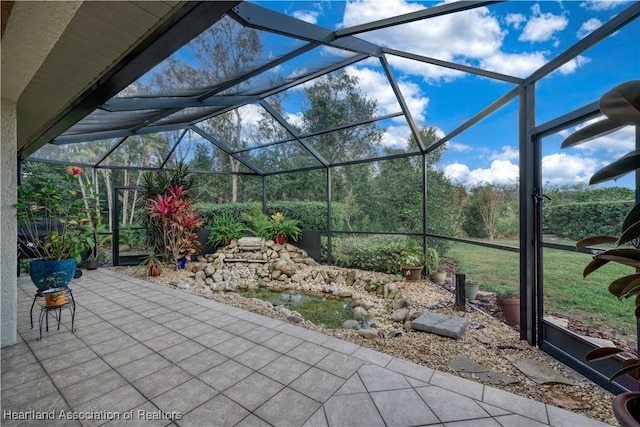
[465, 280, 480, 300]
[256, 212, 301, 244]
[17, 166, 92, 291]
[78, 173, 102, 270]
[400, 240, 425, 281]
[562, 80, 640, 426]
[496, 291, 520, 325]
[207, 212, 247, 247]
[144, 185, 203, 269]
[140, 251, 163, 277]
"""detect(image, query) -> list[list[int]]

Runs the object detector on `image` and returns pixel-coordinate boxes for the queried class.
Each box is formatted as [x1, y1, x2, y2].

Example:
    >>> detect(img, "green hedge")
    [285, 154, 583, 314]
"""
[543, 200, 634, 240]
[195, 201, 348, 231]
[331, 235, 440, 275]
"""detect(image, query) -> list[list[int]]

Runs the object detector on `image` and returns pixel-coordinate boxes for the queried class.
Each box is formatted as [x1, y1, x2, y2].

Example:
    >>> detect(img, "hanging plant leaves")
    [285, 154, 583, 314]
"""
[560, 118, 624, 149]
[583, 257, 611, 277]
[585, 347, 624, 362]
[599, 80, 640, 126]
[608, 274, 640, 299]
[576, 235, 617, 250]
[619, 202, 640, 246]
[589, 149, 640, 185]
[619, 220, 640, 247]
[595, 248, 640, 269]
[610, 363, 640, 382]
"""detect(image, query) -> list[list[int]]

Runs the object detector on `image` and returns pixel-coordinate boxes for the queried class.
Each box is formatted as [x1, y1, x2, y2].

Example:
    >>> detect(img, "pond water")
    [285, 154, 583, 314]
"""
[239, 288, 356, 329]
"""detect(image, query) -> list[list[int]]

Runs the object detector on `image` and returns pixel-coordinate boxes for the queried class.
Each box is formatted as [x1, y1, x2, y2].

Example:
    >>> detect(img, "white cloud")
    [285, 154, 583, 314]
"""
[443, 159, 519, 187]
[292, 10, 320, 24]
[443, 163, 471, 184]
[338, 0, 588, 80]
[577, 18, 603, 38]
[519, 4, 568, 43]
[341, 0, 507, 79]
[285, 112, 304, 129]
[446, 141, 472, 152]
[380, 125, 413, 148]
[480, 51, 548, 78]
[344, 65, 430, 123]
[556, 55, 591, 75]
[541, 153, 598, 186]
[344, 65, 430, 121]
[580, 1, 629, 11]
[490, 146, 519, 161]
[505, 13, 526, 29]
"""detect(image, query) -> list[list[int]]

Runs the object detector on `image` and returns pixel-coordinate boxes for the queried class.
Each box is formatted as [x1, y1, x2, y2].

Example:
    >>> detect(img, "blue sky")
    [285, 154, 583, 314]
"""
[251, 0, 639, 189]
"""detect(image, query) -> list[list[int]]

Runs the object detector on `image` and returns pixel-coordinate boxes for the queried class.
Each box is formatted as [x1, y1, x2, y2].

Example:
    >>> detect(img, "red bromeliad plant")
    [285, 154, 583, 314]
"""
[145, 185, 202, 268]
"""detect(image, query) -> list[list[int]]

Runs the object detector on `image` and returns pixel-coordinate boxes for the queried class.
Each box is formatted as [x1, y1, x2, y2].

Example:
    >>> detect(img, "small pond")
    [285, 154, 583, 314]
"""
[239, 288, 356, 329]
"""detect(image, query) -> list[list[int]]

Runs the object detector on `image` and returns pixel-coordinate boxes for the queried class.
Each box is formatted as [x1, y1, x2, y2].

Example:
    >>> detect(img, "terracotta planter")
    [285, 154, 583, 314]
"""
[45, 290, 66, 307]
[613, 392, 640, 427]
[274, 234, 287, 245]
[147, 263, 162, 277]
[497, 297, 520, 325]
[402, 266, 424, 281]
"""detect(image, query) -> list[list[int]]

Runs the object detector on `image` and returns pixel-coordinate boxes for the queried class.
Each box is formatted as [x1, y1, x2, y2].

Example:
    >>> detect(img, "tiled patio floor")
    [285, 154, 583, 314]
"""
[2, 269, 611, 426]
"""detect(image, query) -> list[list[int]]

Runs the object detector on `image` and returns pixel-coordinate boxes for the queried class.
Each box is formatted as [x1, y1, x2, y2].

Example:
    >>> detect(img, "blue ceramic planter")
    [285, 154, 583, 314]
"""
[29, 258, 76, 290]
[177, 257, 187, 269]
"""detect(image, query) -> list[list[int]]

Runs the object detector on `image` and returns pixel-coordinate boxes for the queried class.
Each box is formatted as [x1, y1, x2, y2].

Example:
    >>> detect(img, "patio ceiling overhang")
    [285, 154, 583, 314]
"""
[13, 1, 239, 159]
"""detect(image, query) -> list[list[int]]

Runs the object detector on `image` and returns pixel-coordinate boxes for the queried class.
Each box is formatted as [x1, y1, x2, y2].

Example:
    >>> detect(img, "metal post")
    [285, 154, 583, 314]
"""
[262, 175, 267, 214]
[455, 273, 466, 311]
[327, 166, 332, 264]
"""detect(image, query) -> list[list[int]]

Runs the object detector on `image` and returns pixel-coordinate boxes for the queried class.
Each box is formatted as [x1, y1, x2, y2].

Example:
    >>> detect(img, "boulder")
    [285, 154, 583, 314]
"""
[391, 308, 410, 322]
[392, 295, 409, 310]
[411, 311, 468, 339]
[342, 320, 361, 330]
[353, 306, 368, 319]
[357, 330, 380, 340]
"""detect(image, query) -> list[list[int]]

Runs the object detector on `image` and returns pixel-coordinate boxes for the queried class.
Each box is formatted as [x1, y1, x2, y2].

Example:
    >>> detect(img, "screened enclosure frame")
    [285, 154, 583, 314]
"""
[18, 1, 640, 393]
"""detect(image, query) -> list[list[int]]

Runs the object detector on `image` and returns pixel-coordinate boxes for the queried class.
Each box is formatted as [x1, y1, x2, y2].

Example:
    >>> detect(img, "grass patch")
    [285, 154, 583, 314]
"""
[447, 241, 636, 340]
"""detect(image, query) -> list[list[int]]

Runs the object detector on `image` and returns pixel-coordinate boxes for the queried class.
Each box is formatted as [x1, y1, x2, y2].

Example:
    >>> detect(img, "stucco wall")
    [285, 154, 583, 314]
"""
[1, 98, 17, 347]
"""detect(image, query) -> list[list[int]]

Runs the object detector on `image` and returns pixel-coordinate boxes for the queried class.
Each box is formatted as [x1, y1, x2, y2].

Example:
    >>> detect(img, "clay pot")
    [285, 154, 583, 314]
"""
[45, 290, 66, 307]
[274, 234, 286, 245]
[431, 271, 446, 285]
[465, 282, 479, 299]
[85, 258, 100, 270]
[613, 392, 640, 427]
[402, 266, 424, 281]
[147, 263, 162, 277]
[497, 296, 520, 325]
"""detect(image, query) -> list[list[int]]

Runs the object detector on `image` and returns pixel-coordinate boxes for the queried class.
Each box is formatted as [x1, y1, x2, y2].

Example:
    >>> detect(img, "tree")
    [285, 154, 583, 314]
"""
[192, 18, 262, 203]
[463, 184, 517, 240]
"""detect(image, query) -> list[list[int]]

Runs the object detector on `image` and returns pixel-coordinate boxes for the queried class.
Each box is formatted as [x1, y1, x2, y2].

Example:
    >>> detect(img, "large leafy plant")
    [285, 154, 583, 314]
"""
[17, 167, 93, 261]
[255, 212, 302, 243]
[144, 185, 202, 267]
[207, 213, 247, 247]
[561, 80, 640, 381]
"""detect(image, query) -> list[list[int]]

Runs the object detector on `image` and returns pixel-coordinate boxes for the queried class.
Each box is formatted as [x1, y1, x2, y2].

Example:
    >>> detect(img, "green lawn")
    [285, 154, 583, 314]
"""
[446, 240, 637, 340]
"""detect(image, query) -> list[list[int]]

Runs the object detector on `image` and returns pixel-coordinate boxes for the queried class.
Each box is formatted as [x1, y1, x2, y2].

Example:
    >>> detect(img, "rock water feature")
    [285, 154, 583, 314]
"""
[170, 237, 467, 339]
[238, 288, 355, 329]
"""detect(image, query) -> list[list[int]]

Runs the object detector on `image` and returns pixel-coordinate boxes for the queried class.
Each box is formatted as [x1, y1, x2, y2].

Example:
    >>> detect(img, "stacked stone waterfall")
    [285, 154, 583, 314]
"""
[172, 236, 466, 339]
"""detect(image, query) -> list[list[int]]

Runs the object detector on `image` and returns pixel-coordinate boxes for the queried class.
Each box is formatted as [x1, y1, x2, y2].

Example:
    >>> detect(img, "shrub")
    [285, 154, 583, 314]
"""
[331, 235, 441, 275]
[543, 200, 633, 240]
[196, 201, 349, 231]
[207, 213, 248, 247]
